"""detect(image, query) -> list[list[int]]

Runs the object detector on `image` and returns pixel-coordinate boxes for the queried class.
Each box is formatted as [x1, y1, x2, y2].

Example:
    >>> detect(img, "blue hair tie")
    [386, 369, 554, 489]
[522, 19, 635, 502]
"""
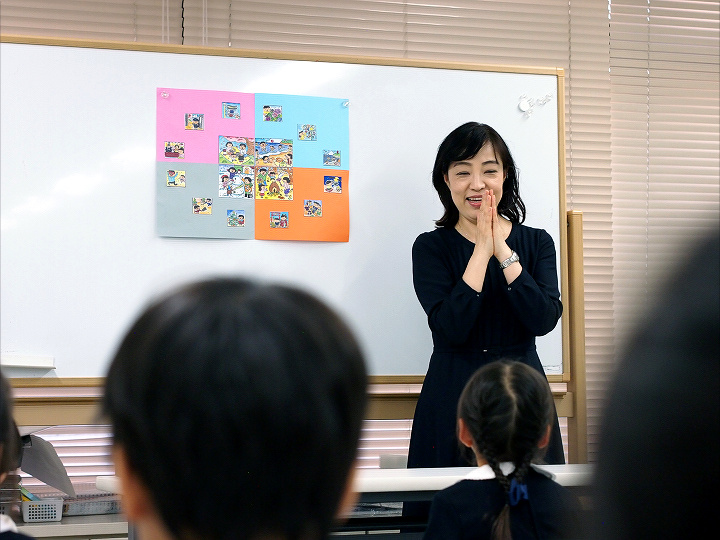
[508, 478, 529, 506]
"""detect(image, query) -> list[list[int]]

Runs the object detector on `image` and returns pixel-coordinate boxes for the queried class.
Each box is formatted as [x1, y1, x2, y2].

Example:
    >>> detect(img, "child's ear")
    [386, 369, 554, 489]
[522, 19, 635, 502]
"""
[112, 445, 155, 521]
[537, 425, 552, 449]
[457, 418, 475, 449]
[335, 463, 359, 521]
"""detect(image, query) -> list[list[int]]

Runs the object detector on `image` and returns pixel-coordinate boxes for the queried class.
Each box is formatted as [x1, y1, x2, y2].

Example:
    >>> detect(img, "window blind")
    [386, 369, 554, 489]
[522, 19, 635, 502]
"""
[0, 0, 182, 43]
[609, 0, 720, 346]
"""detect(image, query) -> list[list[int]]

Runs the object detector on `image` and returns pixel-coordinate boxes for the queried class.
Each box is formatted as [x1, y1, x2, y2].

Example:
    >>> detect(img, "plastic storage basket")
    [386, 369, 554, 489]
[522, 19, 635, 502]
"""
[22, 499, 63, 522]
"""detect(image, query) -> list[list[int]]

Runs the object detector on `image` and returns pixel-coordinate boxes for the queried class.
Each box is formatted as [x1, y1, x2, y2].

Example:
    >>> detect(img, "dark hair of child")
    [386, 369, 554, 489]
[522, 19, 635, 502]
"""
[102, 277, 368, 540]
[457, 360, 554, 540]
[0, 373, 22, 476]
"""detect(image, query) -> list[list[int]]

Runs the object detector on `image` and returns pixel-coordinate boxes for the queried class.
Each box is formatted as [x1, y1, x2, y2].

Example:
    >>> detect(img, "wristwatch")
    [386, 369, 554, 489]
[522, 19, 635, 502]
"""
[499, 251, 520, 269]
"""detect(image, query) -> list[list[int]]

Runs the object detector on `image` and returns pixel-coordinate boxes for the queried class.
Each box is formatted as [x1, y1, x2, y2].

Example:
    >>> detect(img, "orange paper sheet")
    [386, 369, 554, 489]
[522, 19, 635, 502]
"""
[254, 168, 349, 242]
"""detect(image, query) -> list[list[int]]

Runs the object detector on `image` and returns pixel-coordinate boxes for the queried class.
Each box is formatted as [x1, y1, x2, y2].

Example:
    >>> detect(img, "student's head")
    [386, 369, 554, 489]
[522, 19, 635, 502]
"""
[457, 360, 554, 540]
[592, 228, 720, 539]
[432, 122, 525, 228]
[102, 278, 369, 540]
[457, 360, 553, 467]
[0, 372, 21, 480]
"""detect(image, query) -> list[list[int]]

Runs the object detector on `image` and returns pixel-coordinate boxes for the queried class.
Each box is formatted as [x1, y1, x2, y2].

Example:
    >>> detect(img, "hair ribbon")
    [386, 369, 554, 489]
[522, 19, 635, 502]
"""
[508, 478, 529, 506]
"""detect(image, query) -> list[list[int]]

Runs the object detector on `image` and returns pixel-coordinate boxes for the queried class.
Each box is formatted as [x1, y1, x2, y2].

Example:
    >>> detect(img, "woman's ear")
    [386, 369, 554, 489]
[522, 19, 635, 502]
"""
[458, 418, 475, 449]
[537, 425, 552, 449]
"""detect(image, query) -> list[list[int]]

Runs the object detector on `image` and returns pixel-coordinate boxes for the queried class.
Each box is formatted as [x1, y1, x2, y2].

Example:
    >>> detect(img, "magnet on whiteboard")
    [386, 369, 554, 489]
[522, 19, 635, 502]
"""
[518, 96, 532, 113]
[342, 101, 350, 107]
[161, 91, 170, 98]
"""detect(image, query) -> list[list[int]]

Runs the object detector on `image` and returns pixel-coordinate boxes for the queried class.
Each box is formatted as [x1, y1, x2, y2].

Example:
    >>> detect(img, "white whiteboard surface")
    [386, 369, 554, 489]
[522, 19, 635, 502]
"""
[0, 41, 564, 378]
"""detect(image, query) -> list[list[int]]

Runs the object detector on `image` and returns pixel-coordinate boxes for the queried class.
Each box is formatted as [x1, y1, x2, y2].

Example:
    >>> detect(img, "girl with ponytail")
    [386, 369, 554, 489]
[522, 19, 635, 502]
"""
[423, 360, 581, 540]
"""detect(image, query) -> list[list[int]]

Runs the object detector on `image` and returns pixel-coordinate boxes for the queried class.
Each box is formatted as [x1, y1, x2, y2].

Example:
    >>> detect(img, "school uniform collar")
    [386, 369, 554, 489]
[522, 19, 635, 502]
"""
[464, 463, 555, 481]
[0, 513, 19, 533]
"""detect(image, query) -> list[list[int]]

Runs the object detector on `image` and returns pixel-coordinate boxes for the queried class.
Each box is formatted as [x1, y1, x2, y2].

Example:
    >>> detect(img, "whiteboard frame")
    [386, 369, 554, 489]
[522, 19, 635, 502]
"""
[0, 35, 570, 382]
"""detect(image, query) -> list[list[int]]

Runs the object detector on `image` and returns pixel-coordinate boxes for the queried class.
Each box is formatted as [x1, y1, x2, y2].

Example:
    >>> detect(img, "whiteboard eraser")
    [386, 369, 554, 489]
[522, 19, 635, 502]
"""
[0, 354, 55, 369]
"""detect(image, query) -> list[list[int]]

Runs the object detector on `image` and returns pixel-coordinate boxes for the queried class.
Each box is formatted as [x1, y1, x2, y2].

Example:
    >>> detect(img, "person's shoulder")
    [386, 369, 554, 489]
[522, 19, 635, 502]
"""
[438, 478, 498, 499]
[413, 226, 455, 249]
[513, 223, 552, 240]
[527, 469, 581, 508]
[511, 224, 555, 253]
[415, 226, 450, 241]
[0, 532, 34, 539]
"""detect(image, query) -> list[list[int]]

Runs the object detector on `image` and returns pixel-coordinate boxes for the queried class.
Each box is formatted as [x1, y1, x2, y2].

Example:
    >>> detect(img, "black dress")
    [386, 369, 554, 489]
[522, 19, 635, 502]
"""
[423, 467, 582, 539]
[408, 225, 565, 469]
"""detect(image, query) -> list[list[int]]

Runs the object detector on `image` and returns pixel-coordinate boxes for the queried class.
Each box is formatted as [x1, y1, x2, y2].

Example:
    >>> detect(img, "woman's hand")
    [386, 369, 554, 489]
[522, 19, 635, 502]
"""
[488, 190, 521, 284]
[463, 190, 494, 292]
[473, 189, 494, 260]
[489, 190, 512, 261]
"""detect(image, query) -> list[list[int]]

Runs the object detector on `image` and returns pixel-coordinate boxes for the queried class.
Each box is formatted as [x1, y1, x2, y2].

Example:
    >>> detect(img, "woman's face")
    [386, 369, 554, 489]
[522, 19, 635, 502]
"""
[444, 142, 505, 225]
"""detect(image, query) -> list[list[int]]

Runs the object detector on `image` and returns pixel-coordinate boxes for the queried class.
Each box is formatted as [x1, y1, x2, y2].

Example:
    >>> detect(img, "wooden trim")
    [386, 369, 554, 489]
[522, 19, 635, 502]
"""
[0, 35, 562, 76]
[13, 403, 102, 427]
[566, 210, 588, 463]
[557, 70, 572, 382]
[8, 377, 104, 388]
[10, 382, 571, 426]
[366, 394, 418, 420]
[9, 373, 564, 387]
[369, 375, 424, 385]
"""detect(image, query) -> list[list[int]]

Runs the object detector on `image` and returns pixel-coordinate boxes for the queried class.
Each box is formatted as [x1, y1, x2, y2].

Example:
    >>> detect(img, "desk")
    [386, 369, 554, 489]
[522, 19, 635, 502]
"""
[95, 463, 593, 499]
[355, 464, 592, 503]
[89, 465, 592, 540]
[342, 464, 593, 538]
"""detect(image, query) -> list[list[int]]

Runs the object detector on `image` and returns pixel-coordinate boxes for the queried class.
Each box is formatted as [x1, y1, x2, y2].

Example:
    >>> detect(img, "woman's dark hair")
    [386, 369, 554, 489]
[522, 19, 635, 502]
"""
[457, 360, 554, 540]
[0, 372, 21, 475]
[433, 122, 526, 227]
[102, 277, 368, 540]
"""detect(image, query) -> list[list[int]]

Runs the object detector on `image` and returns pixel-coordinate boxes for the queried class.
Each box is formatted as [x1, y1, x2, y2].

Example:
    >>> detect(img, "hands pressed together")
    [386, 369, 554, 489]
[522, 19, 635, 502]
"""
[472, 189, 513, 263]
[462, 189, 519, 291]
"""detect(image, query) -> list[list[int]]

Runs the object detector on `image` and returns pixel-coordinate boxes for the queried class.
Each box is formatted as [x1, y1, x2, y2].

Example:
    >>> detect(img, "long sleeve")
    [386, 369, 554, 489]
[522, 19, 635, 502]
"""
[412, 231, 488, 345]
[412, 226, 562, 351]
[503, 228, 563, 336]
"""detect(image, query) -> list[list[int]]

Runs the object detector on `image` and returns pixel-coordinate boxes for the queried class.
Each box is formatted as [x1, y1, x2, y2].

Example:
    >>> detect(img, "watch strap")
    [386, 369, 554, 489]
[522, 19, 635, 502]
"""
[499, 251, 519, 269]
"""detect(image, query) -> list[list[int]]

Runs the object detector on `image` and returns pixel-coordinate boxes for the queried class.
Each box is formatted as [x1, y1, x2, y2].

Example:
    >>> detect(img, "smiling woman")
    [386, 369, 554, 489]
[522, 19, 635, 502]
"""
[407, 123, 565, 491]
[445, 144, 506, 236]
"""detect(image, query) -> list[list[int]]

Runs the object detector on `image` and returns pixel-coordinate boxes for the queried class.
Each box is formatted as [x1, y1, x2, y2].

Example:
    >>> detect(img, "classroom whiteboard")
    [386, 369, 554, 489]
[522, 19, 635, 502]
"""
[0, 40, 565, 378]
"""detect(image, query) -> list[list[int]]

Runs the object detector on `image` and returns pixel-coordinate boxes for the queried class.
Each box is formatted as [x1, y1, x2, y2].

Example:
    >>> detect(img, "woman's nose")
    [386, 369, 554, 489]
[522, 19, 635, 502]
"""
[470, 173, 484, 189]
